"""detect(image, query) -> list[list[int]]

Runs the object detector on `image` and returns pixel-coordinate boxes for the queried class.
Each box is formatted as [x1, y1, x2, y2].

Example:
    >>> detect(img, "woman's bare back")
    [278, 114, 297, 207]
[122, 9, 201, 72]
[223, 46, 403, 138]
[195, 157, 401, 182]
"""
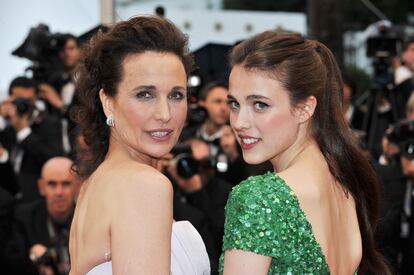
[69, 159, 173, 275]
[279, 146, 362, 275]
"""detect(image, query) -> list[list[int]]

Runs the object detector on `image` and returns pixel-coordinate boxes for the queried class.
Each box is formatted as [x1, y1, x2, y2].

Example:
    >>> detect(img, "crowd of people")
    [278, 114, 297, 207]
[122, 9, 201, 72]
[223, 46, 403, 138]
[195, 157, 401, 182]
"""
[0, 14, 414, 275]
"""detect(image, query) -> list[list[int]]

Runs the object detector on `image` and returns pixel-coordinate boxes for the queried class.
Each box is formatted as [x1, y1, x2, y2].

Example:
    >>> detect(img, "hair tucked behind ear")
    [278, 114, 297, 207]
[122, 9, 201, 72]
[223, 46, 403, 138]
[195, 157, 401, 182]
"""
[230, 32, 391, 274]
[72, 16, 194, 179]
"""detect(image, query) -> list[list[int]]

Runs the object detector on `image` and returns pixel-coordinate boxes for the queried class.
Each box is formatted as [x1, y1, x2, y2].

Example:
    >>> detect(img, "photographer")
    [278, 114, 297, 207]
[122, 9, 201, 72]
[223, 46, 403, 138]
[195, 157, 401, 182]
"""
[5, 157, 79, 275]
[13, 26, 82, 155]
[38, 34, 80, 116]
[392, 38, 414, 122]
[372, 108, 414, 274]
[37, 34, 81, 155]
[388, 117, 414, 274]
[394, 37, 414, 85]
[162, 138, 232, 274]
[0, 76, 64, 202]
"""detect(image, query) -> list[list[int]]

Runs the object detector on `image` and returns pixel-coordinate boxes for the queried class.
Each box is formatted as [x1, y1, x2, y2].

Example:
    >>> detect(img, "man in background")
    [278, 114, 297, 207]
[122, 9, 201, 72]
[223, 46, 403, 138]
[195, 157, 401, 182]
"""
[6, 157, 80, 275]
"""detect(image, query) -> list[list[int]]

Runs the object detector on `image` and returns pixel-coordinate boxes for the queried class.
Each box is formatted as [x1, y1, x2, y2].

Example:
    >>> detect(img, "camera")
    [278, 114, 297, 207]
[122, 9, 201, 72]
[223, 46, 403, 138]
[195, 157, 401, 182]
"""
[12, 24, 67, 86]
[187, 104, 208, 126]
[366, 24, 402, 90]
[171, 143, 202, 179]
[171, 143, 228, 179]
[366, 22, 402, 59]
[387, 119, 414, 159]
[32, 246, 70, 275]
[11, 97, 34, 117]
[34, 247, 59, 267]
[31, 229, 70, 275]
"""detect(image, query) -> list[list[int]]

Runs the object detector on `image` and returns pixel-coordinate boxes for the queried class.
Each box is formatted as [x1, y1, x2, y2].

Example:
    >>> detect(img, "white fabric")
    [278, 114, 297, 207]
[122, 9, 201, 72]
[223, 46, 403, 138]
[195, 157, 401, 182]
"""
[86, 221, 210, 275]
[61, 81, 76, 106]
[0, 116, 7, 131]
[0, 149, 9, 163]
[16, 127, 31, 142]
[395, 66, 413, 85]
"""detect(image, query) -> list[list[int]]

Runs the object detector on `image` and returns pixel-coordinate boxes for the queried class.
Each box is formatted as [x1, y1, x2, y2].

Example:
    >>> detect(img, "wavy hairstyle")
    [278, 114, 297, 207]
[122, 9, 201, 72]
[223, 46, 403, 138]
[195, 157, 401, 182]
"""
[229, 32, 391, 274]
[72, 16, 194, 179]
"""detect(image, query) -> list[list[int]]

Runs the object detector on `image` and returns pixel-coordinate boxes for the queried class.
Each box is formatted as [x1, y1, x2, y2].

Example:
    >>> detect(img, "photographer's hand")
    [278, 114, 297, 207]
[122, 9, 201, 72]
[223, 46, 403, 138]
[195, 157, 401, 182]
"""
[30, 243, 47, 262]
[0, 98, 13, 117]
[0, 144, 7, 160]
[3, 101, 30, 132]
[30, 244, 55, 275]
[38, 83, 64, 110]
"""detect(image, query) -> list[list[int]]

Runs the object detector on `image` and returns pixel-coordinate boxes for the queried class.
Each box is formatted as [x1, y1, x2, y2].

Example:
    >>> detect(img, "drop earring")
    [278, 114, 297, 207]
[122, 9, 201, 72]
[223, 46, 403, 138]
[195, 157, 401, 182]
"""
[106, 115, 115, 127]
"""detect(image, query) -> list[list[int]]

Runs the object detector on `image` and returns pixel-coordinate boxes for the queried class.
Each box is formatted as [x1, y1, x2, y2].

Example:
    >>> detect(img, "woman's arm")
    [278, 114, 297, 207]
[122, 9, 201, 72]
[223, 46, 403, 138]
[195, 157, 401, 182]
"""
[109, 168, 173, 274]
[223, 249, 271, 275]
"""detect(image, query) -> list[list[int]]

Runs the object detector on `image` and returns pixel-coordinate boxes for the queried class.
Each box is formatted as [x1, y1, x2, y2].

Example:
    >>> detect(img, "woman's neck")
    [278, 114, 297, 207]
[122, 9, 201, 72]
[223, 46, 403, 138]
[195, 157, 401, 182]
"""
[106, 135, 158, 168]
[271, 131, 318, 173]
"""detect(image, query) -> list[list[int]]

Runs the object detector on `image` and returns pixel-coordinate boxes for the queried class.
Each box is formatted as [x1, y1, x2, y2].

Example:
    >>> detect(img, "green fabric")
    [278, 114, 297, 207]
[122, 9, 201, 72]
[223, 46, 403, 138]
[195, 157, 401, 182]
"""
[219, 171, 330, 275]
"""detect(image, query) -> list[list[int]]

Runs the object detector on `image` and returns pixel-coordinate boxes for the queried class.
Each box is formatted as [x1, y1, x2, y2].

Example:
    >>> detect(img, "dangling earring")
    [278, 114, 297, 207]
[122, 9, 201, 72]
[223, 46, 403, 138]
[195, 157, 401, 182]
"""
[106, 115, 115, 127]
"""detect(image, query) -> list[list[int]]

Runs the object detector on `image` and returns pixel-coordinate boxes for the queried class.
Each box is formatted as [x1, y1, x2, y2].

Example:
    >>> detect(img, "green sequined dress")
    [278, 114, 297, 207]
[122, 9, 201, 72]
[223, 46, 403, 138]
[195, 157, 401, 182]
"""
[219, 171, 330, 275]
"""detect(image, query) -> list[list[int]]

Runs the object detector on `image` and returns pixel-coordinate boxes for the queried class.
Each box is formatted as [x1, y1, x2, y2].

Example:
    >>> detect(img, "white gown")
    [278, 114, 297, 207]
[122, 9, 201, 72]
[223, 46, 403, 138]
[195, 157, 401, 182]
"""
[86, 221, 210, 275]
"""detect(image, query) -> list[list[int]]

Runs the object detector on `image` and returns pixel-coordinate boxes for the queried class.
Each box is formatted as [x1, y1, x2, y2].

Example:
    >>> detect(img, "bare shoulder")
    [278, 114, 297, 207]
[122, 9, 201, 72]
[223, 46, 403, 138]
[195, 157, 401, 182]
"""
[278, 167, 322, 204]
[96, 161, 174, 220]
[102, 161, 173, 197]
[99, 162, 173, 273]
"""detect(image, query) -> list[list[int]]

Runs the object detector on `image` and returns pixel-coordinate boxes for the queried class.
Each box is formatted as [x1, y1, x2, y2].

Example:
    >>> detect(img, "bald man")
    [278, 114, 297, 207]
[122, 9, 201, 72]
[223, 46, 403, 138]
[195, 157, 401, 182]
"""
[7, 157, 79, 275]
[38, 157, 80, 222]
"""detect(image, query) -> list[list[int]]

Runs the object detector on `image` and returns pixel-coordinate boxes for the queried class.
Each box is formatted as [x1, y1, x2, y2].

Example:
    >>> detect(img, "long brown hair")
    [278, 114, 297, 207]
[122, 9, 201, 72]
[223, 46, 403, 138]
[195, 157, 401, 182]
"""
[230, 31, 391, 274]
[72, 16, 194, 179]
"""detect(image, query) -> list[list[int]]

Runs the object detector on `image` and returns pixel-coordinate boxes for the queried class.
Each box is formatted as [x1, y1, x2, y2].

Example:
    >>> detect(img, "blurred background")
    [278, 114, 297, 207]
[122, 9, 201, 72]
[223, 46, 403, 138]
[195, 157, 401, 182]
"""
[1, 0, 413, 99]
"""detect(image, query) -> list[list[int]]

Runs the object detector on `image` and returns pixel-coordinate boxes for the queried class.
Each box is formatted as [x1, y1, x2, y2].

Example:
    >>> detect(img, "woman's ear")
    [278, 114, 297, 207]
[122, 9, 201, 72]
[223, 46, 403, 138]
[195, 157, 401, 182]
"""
[99, 89, 113, 117]
[297, 96, 317, 124]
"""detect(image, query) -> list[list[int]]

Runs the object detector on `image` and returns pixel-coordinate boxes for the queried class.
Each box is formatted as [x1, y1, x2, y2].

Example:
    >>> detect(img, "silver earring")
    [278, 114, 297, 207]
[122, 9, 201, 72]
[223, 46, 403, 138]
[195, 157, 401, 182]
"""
[106, 115, 115, 127]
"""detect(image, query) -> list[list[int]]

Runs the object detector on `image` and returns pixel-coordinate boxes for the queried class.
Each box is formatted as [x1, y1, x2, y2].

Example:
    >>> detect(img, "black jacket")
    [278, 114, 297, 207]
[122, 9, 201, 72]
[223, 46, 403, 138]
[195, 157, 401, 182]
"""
[0, 114, 64, 202]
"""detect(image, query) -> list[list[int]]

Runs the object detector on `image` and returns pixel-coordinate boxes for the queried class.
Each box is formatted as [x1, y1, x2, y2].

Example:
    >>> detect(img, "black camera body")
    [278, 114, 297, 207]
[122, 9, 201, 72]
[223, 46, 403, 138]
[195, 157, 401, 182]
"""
[35, 247, 59, 267]
[366, 23, 402, 58]
[12, 24, 67, 85]
[366, 24, 402, 90]
[171, 144, 203, 179]
[12, 97, 34, 117]
[171, 143, 227, 179]
[33, 245, 69, 275]
[187, 104, 208, 127]
[387, 119, 414, 159]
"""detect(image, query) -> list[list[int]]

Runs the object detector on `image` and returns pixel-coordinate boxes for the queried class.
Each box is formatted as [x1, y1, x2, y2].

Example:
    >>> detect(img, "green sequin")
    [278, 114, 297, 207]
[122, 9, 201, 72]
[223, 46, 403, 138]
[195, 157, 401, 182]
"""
[219, 172, 331, 274]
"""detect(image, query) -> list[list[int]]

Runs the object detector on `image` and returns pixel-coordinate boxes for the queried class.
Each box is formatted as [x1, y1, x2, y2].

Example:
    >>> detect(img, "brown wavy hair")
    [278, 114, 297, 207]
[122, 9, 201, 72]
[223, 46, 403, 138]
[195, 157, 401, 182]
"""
[230, 32, 391, 274]
[72, 16, 194, 179]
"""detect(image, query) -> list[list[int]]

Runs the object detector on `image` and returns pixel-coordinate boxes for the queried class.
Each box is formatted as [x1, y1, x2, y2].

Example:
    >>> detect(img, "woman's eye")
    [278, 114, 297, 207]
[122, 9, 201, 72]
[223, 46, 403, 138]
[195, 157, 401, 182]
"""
[136, 91, 153, 100]
[254, 101, 269, 111]
[227, 100, 239, 110]
[169, 91, 185, 101]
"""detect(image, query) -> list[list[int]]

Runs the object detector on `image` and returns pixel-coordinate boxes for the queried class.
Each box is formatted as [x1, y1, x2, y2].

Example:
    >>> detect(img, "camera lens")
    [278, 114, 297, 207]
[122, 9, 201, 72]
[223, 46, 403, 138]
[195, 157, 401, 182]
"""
[12, 97, 33, 116]
[175, 154, 198, 179]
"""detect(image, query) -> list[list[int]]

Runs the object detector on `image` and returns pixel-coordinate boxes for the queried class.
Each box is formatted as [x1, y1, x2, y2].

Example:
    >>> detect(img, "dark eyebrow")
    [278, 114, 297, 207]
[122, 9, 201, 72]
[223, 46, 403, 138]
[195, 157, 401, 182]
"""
[246, 94, 270, 101]
[132, 85, 156, 92]
[227, 94, 270, 101]
[171, 86, 187, 92]
[132, 85, 186, 92]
